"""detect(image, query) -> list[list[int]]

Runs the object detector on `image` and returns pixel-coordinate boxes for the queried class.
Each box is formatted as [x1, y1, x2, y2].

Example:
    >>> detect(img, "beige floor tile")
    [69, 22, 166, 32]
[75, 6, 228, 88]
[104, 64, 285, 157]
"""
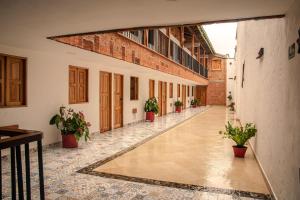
[94, 106, 269, 194]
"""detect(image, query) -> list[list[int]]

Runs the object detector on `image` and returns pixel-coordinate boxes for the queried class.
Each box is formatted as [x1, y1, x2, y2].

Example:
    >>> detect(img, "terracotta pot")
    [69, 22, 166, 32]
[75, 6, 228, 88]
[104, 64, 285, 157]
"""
[146, 112, 155, 122]
[62, 134, 78, 148]
[192, 105, 197, 108]
[175, 106, 182, 113]
[232, 145, 247, 158]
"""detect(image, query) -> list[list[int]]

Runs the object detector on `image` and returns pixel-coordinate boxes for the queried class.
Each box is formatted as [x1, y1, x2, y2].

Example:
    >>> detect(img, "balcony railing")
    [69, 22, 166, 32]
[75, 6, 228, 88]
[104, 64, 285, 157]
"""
[0, 127, 45, 200]
[121, 30, 208, 78]
[121, 31, 144, 44]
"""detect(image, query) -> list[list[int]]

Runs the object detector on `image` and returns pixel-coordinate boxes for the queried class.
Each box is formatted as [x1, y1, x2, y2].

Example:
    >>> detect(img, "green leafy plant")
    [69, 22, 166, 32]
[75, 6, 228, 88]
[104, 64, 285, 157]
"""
[174, 100, 183, 107]
[219, 121, 257, 147]
[191, 99, 199, 106]
[144, 97, 159, 114]
[49, 106, 91, 141]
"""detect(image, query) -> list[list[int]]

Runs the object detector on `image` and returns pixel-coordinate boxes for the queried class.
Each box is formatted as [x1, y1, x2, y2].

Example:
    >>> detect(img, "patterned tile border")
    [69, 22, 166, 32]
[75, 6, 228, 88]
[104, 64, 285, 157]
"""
[78, 107, 272, 200]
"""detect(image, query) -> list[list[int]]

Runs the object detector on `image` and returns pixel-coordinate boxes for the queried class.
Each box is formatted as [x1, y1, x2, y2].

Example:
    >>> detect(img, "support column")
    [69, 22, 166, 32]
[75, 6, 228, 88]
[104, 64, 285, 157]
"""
[191, 33, 195, 56]
[143, 29, 148, 47]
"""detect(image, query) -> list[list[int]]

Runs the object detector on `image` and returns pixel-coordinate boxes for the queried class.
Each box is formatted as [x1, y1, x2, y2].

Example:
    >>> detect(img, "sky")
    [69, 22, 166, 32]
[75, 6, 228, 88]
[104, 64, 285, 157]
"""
[203, 23, 237, 58]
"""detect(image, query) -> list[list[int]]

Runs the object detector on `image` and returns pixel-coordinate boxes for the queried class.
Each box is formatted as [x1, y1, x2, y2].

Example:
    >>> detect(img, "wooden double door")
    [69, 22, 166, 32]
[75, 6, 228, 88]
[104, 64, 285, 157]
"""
[99, 71, 123, 133]
[158, 81, 167, 116]
[182, 85, 186, 109]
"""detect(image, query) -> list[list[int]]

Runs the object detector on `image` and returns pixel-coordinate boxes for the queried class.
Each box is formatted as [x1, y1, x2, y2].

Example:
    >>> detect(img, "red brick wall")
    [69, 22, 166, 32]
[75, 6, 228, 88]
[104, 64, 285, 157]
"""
[207, 57, 227, 105]
[53, 33, 208, 85]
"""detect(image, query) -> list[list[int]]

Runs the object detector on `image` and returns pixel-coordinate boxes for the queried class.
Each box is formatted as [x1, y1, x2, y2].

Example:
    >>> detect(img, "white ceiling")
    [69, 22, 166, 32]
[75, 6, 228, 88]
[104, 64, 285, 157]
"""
[0, 0, 293, 48]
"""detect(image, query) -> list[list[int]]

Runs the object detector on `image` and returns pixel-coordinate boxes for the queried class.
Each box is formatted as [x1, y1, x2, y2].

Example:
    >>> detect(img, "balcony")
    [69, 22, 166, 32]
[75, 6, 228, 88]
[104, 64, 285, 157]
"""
[121, 30, 208, 78]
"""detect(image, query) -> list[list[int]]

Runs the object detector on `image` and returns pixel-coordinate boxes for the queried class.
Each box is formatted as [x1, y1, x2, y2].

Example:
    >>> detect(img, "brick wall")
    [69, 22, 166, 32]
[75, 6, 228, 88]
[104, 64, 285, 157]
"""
[207, 57, 227, 105]
[53, 33, 208, 85]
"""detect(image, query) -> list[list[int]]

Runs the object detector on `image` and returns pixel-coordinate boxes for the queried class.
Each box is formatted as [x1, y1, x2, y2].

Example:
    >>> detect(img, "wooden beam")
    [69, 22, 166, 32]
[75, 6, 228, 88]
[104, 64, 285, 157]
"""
[143, 29, 148, 46]
[180, 26, 185, 47]
[191, 33, 195, 56]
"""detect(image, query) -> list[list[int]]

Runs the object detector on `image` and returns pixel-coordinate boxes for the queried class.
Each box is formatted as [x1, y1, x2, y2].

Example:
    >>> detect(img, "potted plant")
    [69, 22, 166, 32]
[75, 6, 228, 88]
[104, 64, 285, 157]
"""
[144, 97, 159, 122]
[191, 99, 199, 108]
[219, 122, 257, 158]
[174, 100, 183, 113]
[50, 106, 91, 148]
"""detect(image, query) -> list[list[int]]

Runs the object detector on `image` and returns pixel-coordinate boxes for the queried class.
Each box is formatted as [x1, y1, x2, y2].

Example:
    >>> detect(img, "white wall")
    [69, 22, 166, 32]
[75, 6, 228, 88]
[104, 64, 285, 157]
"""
[226, 58, 235, 105]
[234, 1, 300, 199]
[0, 39, 198, 146]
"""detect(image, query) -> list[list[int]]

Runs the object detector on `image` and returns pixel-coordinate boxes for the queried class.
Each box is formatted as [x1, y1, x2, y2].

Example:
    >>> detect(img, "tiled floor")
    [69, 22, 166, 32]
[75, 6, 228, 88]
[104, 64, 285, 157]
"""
[93, 107, 269, 194]
[1, 106, 269, 200]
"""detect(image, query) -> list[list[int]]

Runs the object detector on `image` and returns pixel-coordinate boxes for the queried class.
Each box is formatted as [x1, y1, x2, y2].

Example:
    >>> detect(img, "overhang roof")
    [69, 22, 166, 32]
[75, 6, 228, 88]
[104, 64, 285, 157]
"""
[0, 0, 293, 49]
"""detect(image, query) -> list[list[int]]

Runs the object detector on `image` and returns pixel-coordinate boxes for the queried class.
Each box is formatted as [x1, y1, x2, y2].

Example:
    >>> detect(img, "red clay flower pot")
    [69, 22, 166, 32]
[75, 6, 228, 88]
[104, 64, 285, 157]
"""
[146, 112, 155, 122]
[192, 105, 197, 108]
[175, 106, 182, 113]
[62, 134, 78, 148]
[232, 146, 247, 158]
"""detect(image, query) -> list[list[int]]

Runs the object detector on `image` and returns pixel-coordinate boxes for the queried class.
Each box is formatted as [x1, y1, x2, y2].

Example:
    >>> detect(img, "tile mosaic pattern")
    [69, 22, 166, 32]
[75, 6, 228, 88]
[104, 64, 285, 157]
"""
[1, 107, 267, 200]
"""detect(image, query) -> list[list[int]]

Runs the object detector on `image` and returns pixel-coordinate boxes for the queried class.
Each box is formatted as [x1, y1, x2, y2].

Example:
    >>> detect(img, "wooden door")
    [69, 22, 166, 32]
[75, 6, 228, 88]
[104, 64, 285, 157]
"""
[196, 85, 207, 106]
[100, 71, 112, 133]
[162, 82, 167, 115]
[200, 86, 207, 106]
[182, 85, 186, 109]
[114, 74, 123, 129]
[158, 81, 162, 116]
[158, 81, 167, 116]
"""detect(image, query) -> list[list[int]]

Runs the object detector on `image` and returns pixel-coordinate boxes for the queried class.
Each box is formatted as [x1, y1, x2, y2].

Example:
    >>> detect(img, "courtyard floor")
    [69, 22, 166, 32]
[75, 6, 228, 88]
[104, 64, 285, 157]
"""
[2, 106, 270, 200]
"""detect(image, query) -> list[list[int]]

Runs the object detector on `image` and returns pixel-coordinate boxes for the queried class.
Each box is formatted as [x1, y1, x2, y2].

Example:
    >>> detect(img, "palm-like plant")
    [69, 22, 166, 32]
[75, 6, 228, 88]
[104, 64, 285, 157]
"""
[219, 121, 256, 147]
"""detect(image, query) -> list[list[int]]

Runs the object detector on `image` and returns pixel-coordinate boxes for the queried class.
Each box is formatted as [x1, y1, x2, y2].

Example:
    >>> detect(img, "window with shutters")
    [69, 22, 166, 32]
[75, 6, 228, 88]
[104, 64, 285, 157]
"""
[149, 79, 155, 98]
[177, 84, 180, 97]
[187, 86, 190, 97]
[169, 83, 173, 98]
[192, 86, 194, 96]
[69, 66, 88, 104]
[0, 54, 26, 107]
[130, 76, 139, 100]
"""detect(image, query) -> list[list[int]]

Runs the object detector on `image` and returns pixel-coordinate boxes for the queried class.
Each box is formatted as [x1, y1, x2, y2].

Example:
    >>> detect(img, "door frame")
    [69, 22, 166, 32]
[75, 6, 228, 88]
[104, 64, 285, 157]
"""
[113, 73, 123, 129]
[99, 71, 112, 133]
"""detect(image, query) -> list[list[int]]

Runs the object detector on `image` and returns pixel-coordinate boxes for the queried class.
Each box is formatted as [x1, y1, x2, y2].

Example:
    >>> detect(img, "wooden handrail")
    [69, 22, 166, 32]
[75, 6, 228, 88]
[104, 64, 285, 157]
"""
[0, 128, 45, 200]
[0, 131, 43, 150]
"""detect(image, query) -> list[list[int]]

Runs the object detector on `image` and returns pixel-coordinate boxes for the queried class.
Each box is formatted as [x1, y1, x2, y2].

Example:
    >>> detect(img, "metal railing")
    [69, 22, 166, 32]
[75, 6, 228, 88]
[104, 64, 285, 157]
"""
[121, 31, 144, 44]
[0, 127, 45, 200]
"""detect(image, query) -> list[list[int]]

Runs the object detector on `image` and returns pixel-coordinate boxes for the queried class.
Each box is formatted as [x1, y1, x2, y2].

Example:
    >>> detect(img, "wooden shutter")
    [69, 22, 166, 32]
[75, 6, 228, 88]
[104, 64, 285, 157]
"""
[77, 68, 88, 102]
[192, 86, 194, 97]
[6, 57, 25, 106]
[130, 77, 138, 100]
[149, 79, 155, 98]
[69, 66, 78, 104]
[169, 83, 173, 98]
[177, 84, 180, 97]
[0, 56, 4, 106]
[187, 86, 190, 97]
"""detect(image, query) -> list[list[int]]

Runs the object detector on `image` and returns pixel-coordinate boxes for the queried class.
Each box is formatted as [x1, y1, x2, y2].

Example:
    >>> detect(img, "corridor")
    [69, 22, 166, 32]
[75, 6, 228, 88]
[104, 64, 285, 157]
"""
[2, 107, 270, 199]
[92, 106, 269, 197]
